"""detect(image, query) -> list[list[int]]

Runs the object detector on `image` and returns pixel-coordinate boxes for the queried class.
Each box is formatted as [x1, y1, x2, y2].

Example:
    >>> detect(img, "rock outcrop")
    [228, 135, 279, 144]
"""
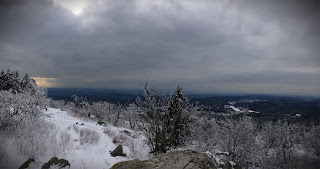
[110, 145, 127, 157]
[19, 158, 35, 169]
[42, 157, 70, 169]
[111, 150, 241, 169]
[19, 157, 70, 169]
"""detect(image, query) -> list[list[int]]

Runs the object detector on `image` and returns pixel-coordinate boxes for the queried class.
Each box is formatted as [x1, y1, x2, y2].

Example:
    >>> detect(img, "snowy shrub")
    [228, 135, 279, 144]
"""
[73, 124, 80, 133]
[59, 131, 71, 150]
[103, 128, 116, 137]
[12, 119, 71, 159]
[123, 103, 141, 130]
[62, 101, 89, 117]
[91, 101, 113, 120]
[71, 95, 89, 109]
[90, 102, 127, 127]
[79, 128, 100, 145]
[0, 90, 43, 130]
[0, 135, 6, 162]
[186, 116, 220, 153]
[122, 136, 151, 160]
[103, 127, 150, 159]
[112, 133, 127, 144]
[103, 128, 126, 144]
[217, 116, 256, 167]
[49, 100, 66, 109]
[305, 124, 320, 157]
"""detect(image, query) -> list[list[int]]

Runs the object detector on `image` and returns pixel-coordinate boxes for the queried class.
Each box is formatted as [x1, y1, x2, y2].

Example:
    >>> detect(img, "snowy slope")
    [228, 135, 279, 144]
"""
[27, 108, 148, 169]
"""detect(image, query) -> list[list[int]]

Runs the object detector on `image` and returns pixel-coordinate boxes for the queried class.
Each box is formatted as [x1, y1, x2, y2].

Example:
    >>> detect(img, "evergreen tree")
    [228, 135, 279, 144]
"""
[166, 86, 190, 148]
[141, 83, 190, 154]
[0, 69, 38, 94]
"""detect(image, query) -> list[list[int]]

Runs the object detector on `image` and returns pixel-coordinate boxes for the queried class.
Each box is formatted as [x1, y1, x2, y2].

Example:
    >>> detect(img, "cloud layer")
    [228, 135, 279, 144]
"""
[0, 0, 319, 96]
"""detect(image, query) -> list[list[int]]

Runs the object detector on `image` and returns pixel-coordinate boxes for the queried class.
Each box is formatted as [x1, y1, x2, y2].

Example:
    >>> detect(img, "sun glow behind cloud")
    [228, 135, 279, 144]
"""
[53, 0, 89, 15]
[32, 77, 58, 87]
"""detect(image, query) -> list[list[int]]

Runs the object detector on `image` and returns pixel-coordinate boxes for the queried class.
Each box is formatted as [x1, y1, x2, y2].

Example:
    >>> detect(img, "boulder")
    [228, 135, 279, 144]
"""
[110, 145, 127, 157]
[19, 157, 70, 169]
[19, 158, 35, 169]
[41, 157, 70, 169]
[111, 150, 241, 169]
[97, 120, 105, 125]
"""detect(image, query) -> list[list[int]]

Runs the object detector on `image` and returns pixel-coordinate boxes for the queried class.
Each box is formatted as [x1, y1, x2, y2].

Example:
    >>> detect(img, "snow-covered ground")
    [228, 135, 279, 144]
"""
[228, 106, 242, 112]
[19, 108, 149, 169]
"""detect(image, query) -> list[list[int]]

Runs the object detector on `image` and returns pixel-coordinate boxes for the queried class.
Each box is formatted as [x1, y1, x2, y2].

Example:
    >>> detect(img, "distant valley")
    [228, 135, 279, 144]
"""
[48, 88, 320, 123]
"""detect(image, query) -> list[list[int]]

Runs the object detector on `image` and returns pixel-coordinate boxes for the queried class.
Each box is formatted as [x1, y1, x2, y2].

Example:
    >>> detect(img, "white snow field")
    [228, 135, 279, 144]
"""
[19, 108, 149, 169]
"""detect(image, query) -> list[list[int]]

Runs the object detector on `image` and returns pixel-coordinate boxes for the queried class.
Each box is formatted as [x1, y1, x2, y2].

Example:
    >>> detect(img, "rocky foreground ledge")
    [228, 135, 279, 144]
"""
[19, 150, 240, 169]
[111, 150, 241, 169]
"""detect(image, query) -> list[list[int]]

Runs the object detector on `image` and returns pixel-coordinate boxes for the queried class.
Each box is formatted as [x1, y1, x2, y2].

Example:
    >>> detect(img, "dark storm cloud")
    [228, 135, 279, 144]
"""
[0, 0, 319, 96]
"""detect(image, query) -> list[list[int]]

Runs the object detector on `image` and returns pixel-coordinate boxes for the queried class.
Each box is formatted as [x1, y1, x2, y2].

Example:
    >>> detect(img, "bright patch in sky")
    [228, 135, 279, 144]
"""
[53, 0, 89, 15]
[32, 77, 57, 87]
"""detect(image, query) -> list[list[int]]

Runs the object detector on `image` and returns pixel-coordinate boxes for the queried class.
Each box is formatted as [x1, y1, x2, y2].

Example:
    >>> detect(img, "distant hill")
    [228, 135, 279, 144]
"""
[47, 88, 143, 104]
[48, 88, 319, 118]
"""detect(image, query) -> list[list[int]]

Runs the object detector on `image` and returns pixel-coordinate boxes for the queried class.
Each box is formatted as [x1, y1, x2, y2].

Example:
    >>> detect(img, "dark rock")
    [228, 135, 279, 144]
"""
[122, 130, 131, 136]
[111, 150, 241, 169]
[41, 157, 70, 169]
[111, 159, 146, 169]
[97, 120, 105, 125]
[110, 145, 126, 157]
[19, 158, 35, 169]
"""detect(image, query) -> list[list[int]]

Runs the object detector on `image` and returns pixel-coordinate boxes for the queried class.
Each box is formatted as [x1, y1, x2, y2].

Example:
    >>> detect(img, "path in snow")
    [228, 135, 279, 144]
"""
[38, 108, 133, 169]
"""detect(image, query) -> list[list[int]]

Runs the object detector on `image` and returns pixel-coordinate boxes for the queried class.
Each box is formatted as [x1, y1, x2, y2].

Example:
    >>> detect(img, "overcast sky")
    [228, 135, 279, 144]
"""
[0, 0, 319, 96]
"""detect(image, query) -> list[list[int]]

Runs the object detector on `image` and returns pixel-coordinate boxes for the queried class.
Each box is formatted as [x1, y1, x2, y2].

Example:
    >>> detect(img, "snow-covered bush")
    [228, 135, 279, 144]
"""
[73, 124, 80, 133]
[0, 70, 49, 131]
[71, 95, 89, 109]
[79, 128, 100, 145]
[123, 103, 141, 130]
[217, 116, 256, 167]
[103, 127, 150, 160]
[0, 135, 5, 162]
[122, 136, 150, 160]
[4, 119, 71, 159]
[186, 116, 220, 153]
[257, 120, 310, 169]
[0, 90, 45, 130]
[305, 124, 320, 157]
[49, 100, 66, 109]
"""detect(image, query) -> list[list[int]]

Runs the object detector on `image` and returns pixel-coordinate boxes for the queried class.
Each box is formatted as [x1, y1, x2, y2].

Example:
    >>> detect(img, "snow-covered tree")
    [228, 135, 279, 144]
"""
[0, 69, 48, 130]
[138, 82, 190, 154]
[165, 86, 190, 148]
[0, 91, 41, 130]
[217, 116, 256, 167]
[71, 95, 89, 109]
[0, 69, 22, 93]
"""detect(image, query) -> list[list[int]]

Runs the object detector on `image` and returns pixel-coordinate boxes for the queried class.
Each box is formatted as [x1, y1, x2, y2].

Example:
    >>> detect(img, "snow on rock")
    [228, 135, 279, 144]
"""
[39, 108, 140, 169]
